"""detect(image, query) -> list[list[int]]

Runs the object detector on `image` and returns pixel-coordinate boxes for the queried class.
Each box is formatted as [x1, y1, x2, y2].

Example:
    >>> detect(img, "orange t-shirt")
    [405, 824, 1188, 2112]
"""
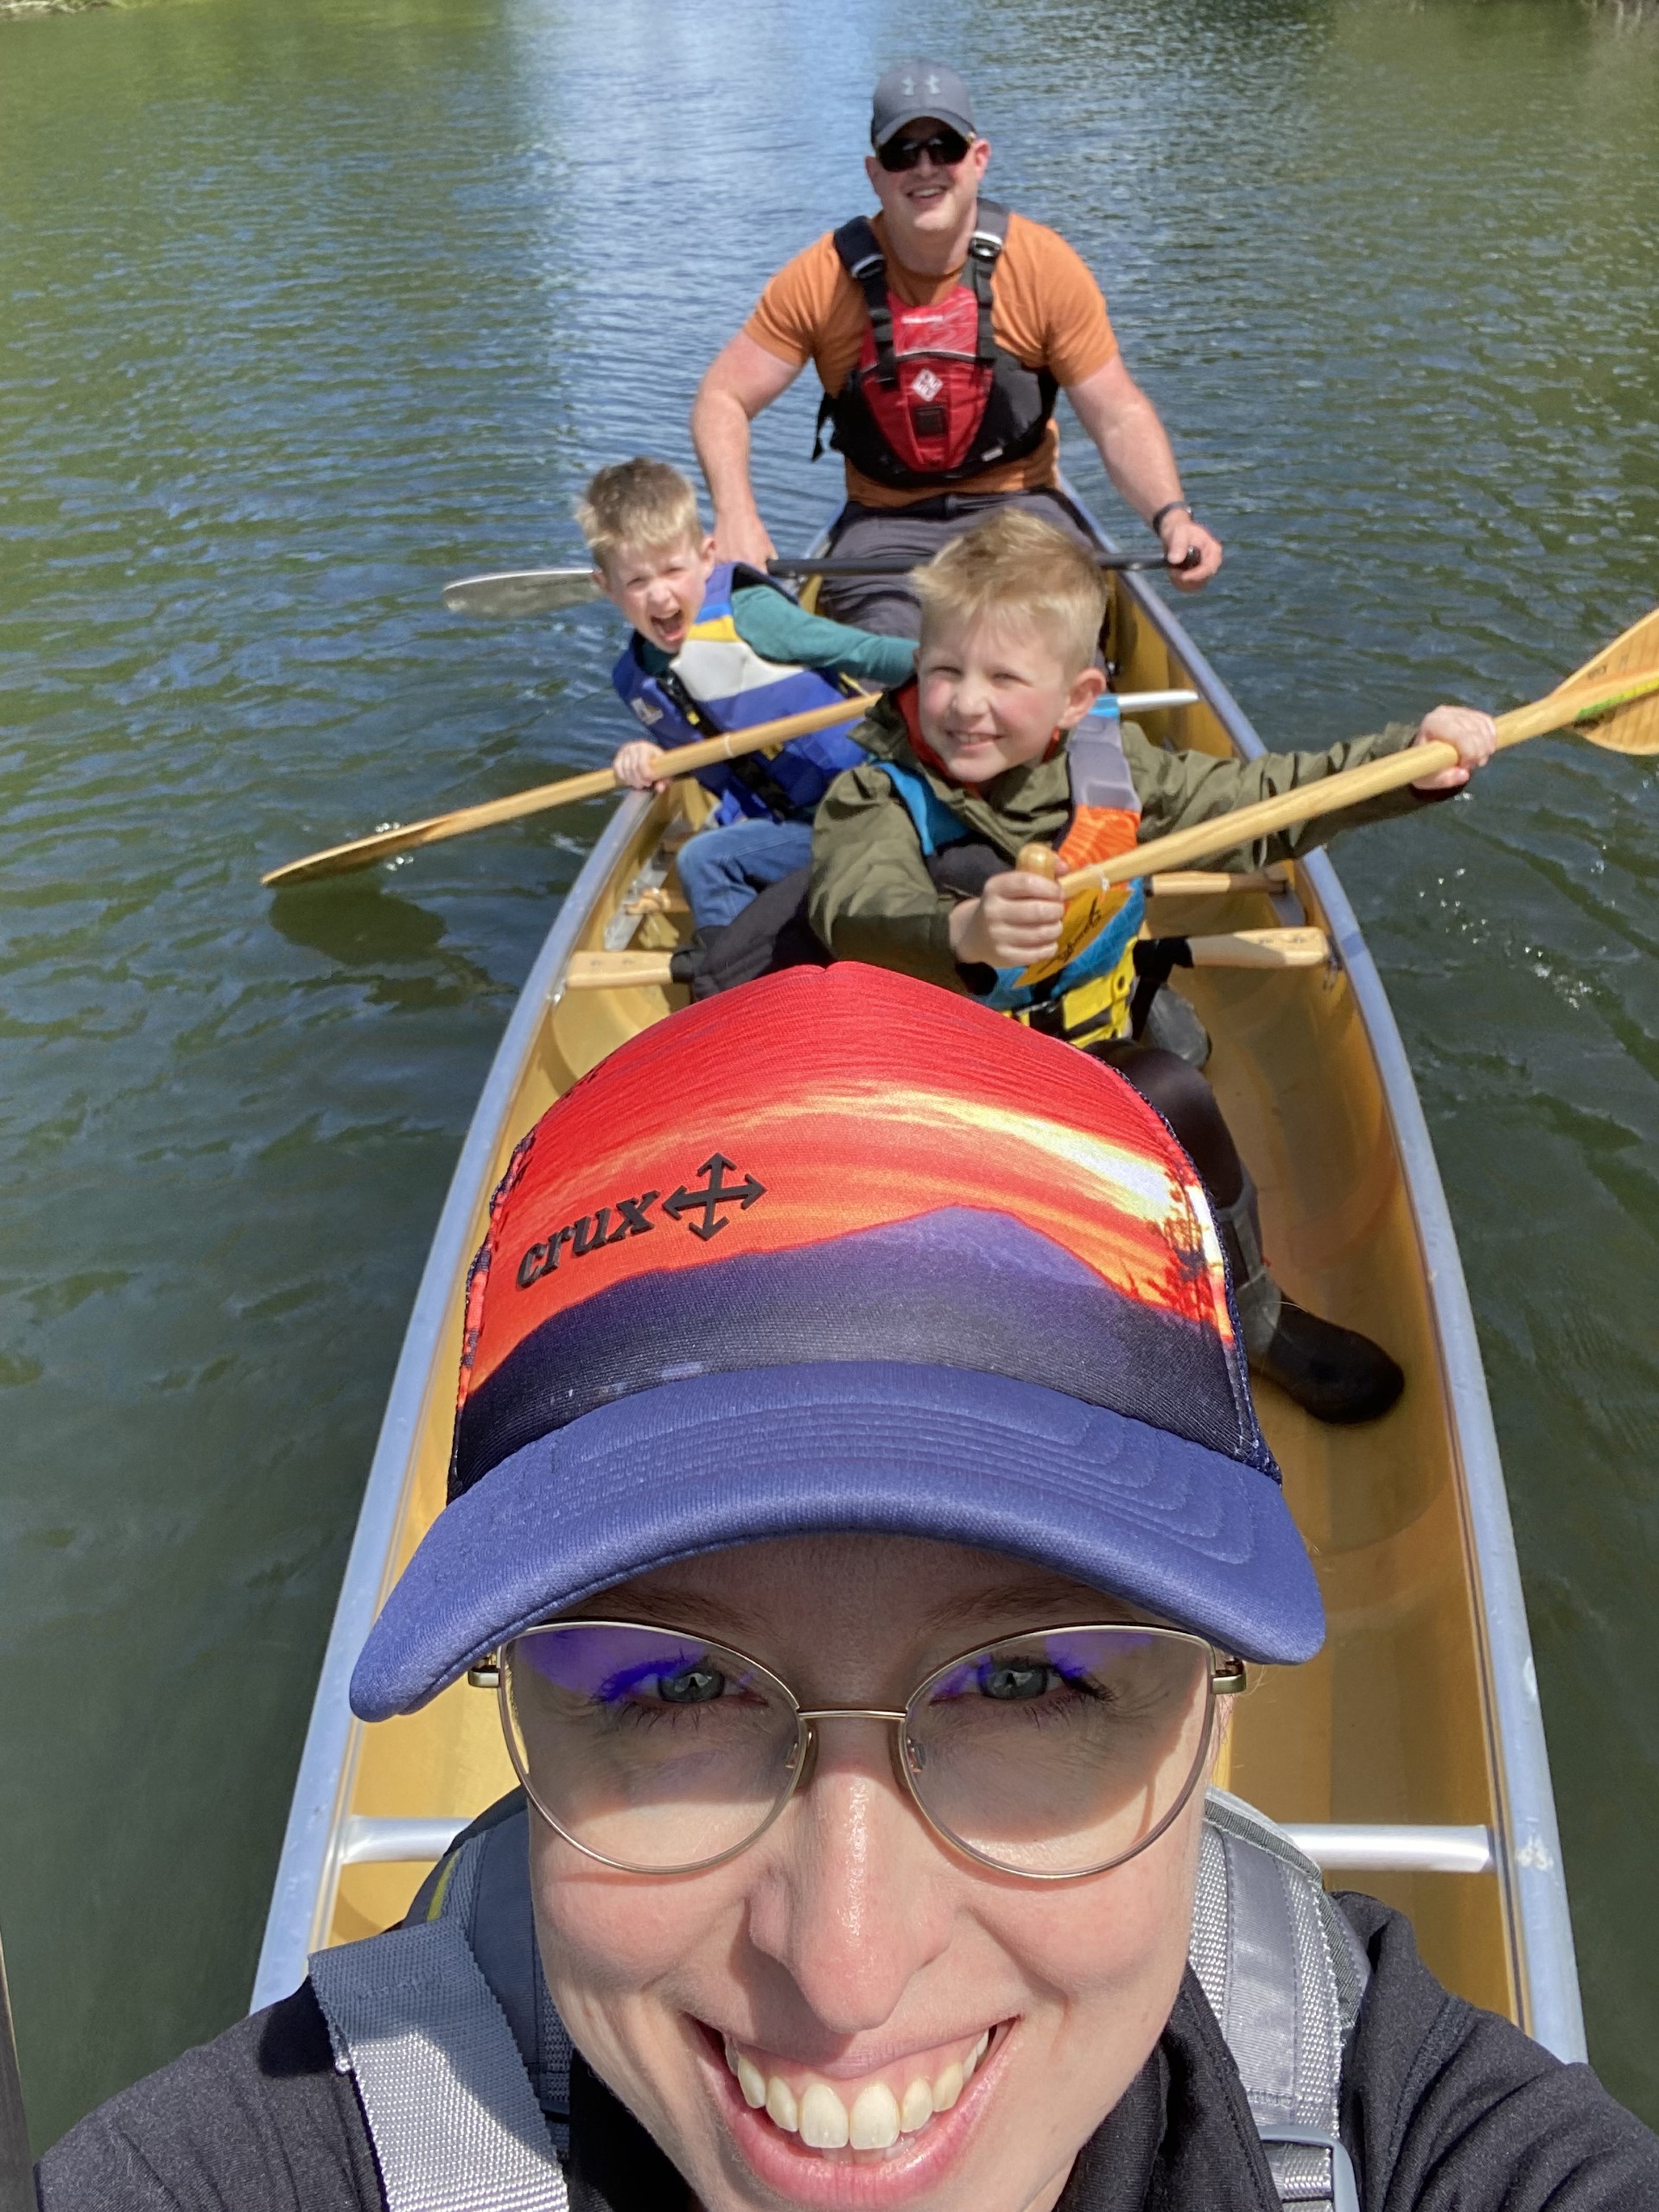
[745, 208, 1117, 511]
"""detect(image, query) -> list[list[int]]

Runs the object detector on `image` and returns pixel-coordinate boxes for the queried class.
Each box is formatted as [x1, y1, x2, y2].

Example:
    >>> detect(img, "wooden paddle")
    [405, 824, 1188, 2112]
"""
[262, 696, 877, 888]
[263, 689, 1201, 890]
[1047, 626, 1659, 903]
[442, 549, 1199, 617]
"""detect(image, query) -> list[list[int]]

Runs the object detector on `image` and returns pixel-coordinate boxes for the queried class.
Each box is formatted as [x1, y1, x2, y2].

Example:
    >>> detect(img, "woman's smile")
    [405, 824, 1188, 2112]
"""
[693, 2009, 1014, 2206]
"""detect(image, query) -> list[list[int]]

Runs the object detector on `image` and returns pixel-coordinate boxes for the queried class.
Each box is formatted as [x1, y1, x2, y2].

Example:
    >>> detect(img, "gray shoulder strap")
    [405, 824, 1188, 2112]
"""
[1191, 1789, 1370, 2212]
[420, 1807, 574, 2142]
[309, 1917, 569, 2212]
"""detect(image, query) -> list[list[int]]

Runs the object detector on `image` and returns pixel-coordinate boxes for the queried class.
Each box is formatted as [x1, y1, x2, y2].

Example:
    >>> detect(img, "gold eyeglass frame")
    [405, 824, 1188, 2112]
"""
[489, 1619, 1247, 1884]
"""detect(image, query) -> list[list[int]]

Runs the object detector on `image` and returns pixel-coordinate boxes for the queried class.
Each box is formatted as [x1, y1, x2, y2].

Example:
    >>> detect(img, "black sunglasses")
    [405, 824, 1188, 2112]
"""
[877, 127, 973, 174]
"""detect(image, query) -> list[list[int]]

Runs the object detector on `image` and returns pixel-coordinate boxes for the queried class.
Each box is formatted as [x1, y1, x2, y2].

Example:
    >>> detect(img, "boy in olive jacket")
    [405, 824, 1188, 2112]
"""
[809, 510, 1496, 1424]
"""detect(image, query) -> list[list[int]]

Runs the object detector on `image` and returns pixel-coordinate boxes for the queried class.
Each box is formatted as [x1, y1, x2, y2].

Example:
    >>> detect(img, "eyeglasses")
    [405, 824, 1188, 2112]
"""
[497, 1620, 1243, 1881]
[876, 127, 973, 174]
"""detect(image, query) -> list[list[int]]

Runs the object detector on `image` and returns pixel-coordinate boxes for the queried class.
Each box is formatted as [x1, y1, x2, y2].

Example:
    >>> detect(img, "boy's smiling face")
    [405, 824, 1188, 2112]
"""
[599, 531, 717, 654]
[915, 610, 1104, 785]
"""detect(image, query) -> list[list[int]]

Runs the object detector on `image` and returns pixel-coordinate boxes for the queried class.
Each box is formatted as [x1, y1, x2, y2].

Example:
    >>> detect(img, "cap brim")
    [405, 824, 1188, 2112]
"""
[872, 106, 975, 148]
[351, 1361, 1324, 1719]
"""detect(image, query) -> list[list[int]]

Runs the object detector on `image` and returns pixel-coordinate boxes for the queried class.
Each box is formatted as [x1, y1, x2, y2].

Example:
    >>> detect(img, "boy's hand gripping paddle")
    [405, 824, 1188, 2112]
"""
[1051, 608, 1659, 903]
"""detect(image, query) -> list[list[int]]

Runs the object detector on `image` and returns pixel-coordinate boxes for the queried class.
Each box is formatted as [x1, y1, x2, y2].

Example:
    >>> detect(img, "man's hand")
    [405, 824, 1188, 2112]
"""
[950, 870, 1065, 971]
[612, 740, 670, 791]
[1409, 706, 1498, 792]
[710, 508, 779, 569]
[1158, 507, 1223, 592]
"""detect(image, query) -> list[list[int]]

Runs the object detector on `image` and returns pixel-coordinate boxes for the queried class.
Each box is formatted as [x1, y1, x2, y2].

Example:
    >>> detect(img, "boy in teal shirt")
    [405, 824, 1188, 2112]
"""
[579, 459, 913, 930]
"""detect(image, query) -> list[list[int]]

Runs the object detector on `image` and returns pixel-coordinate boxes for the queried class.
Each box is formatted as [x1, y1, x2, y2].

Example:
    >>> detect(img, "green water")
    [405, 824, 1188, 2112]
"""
[3, 0, 1657, 2151]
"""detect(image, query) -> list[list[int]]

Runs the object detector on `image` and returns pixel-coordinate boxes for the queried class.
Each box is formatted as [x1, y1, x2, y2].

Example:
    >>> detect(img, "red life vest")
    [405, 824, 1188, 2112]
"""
[813, 201, 1058, 492]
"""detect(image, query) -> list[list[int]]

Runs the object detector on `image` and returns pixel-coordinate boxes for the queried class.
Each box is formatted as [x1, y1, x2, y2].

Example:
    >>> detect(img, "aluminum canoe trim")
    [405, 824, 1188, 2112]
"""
[251, 791, 653, 2014]
[1103, 527, 1585, 2063]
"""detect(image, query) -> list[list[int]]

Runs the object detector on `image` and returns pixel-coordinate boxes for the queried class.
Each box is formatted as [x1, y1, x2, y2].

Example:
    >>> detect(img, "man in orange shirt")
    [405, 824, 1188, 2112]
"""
[692, 59, 1224, 636]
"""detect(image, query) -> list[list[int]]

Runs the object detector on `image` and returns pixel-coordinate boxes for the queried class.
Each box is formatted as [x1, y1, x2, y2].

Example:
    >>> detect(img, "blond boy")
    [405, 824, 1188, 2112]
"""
[809, 510, 1495, 1421]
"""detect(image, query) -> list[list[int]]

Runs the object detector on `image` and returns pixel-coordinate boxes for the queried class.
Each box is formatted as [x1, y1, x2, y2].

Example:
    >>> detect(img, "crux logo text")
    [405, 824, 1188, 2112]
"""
[516, 1151, 766, 1288]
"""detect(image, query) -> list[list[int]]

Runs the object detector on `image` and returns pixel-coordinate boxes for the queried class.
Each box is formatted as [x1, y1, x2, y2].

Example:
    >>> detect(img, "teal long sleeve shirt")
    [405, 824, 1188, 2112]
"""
[633, 588, 915, 690]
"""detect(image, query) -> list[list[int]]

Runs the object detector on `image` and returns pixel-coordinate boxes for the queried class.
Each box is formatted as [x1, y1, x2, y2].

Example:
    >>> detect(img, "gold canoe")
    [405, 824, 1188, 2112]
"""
[255, 534, 1584, 2060]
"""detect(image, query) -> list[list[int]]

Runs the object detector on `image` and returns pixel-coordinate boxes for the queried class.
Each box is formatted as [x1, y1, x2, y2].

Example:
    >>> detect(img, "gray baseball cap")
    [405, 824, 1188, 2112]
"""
[870, 59, 976, 149]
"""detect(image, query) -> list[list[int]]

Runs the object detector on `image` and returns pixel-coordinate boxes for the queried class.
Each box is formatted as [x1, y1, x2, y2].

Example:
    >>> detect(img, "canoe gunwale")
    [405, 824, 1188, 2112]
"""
[250, 791, 654, 2012]
[1107, 537, 1584, 2062]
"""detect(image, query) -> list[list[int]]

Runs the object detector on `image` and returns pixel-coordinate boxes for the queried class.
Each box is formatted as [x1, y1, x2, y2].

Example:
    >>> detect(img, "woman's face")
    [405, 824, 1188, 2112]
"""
[528, 1535, 1214, 2212]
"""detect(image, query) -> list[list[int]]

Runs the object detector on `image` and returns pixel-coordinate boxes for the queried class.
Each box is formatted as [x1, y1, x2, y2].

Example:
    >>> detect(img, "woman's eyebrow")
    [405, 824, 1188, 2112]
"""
[915, 1577, 1126, 1637]
[591, 1587, 760, 1638]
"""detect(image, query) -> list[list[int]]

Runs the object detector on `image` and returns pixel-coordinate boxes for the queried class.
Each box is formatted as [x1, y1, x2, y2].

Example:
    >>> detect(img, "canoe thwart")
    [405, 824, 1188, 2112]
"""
[1147, 868, 1292, 899]
[1285, 1823, 1496, 1875]
[1183, 926, 1331, 969]
[565, 950, 679, 991]
[340, 1815, 469, 1867]
[336, 1814, 1495, 1875]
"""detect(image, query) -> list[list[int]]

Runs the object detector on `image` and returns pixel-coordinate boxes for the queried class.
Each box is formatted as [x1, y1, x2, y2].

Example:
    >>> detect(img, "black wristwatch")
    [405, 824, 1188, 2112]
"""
[1150, 499, 1192, 534]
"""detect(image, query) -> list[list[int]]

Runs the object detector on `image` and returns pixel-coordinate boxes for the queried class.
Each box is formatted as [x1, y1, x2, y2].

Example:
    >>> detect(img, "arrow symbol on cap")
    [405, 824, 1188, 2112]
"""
[662, 1153, 767, 1242]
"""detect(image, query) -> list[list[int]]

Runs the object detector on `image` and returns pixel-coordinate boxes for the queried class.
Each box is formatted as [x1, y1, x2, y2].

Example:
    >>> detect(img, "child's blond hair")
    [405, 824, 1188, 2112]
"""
[912, 510, 1107, 676]
[575, 458, 702, 573]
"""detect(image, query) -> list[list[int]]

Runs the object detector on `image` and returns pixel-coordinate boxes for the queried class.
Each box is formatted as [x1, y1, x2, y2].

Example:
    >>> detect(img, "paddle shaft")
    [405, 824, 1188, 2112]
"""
[262, 695, 874, 887]
[442, 548, 1198, 614]
[770, 550, 1200, 581]
[1055, 666, 1659, 900]
[265, 688, 1203, 888]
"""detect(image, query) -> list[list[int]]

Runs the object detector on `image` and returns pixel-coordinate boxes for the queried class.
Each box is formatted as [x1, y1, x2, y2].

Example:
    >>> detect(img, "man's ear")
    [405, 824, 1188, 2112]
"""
[1060, 662, 1108, 727]
[969, 136, 992, 183]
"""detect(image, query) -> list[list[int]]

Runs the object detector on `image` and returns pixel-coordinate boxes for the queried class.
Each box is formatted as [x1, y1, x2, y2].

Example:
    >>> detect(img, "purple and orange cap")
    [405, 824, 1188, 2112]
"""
[350, 964, 1323, 1721]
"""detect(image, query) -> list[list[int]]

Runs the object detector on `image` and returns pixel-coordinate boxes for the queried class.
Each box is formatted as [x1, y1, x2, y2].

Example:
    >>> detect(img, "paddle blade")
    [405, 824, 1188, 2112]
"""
[264, 822, 441, 887]
[1555, 606, 1659, 755]
[442, 569, 605, 617]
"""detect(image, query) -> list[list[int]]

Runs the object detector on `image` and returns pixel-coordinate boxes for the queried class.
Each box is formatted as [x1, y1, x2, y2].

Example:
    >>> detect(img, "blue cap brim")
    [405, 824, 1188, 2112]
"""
[350, 1360, 1324, 1719]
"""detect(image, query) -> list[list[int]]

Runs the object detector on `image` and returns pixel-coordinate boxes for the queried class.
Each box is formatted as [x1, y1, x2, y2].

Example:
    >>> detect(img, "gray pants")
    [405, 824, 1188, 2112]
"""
[815, 486, 1100, 639]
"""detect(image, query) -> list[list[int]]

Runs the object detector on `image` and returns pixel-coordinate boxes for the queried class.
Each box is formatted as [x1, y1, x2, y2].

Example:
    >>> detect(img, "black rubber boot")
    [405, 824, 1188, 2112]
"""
[1217, 1174, 1404, 1426]
[1140, 986, 1211, 1070]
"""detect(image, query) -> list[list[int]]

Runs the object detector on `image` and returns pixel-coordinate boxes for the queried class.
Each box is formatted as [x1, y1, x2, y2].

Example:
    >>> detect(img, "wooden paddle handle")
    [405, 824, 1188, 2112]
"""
[1056, 665, 1659, 900]
[264, 693, 874, 887]
[1015, 844, 1061, 880]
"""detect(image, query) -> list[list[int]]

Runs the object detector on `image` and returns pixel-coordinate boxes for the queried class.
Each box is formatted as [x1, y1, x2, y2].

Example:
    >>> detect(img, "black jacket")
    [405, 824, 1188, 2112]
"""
[37, 1895, 1659, 2211]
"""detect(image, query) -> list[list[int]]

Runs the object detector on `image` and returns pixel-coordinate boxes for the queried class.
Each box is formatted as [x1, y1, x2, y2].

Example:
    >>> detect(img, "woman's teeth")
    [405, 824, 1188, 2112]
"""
[723, 2031, 991, 2154]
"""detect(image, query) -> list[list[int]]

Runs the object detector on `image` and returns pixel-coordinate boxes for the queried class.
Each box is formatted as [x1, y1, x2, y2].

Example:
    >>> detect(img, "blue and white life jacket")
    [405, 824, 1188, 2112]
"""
[610, 563, 869, 827]
[307, 1789, 1365, 2212]
[882, 697, 1147, 1047]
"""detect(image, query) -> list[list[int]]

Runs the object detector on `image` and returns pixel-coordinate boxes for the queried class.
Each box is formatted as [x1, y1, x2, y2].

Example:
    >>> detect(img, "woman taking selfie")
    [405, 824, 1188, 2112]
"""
[41, 968, 1657, 2210]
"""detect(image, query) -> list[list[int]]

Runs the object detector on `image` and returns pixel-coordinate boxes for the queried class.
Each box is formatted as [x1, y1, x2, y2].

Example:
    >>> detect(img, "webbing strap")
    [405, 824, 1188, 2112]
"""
[964, 199, 1009, 366]
[832, 216, 899, 387]
[1191, 1789, 1369, 2211]
[310, 1920, 569, 2212]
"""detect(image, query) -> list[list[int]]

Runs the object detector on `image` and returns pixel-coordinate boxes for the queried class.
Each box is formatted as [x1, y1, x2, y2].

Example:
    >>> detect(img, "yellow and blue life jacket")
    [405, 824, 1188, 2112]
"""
[611, 563, 869, 827]
[881, 696, 1147, 1048]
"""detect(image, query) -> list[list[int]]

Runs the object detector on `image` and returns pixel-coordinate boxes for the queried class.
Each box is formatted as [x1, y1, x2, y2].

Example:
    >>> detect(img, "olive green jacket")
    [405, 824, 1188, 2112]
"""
[808, 693, 1429, 992]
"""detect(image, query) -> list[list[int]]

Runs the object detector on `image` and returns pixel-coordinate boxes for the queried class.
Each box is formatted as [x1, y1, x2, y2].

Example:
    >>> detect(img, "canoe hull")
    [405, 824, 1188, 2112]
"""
[256, 535, 1581, 2065]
